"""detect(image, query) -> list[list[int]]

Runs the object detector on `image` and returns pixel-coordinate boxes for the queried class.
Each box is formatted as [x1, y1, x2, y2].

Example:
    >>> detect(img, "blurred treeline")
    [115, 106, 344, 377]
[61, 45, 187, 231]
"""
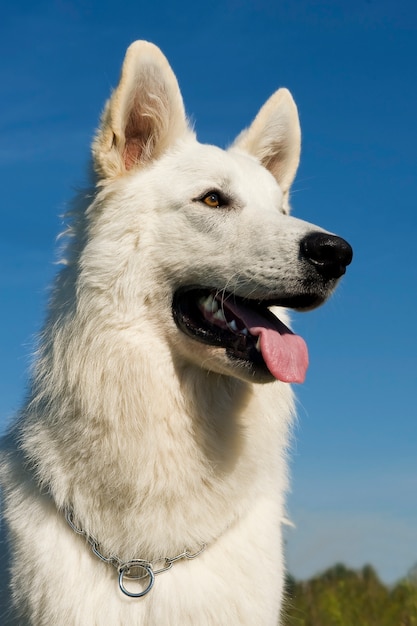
[283, 563, 417, 626]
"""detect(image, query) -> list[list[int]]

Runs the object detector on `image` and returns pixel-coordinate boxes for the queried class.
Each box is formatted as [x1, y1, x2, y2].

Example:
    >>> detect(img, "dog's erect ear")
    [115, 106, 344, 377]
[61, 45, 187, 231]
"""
[93, 41, 191, 179]
[233, 88, 301, 200]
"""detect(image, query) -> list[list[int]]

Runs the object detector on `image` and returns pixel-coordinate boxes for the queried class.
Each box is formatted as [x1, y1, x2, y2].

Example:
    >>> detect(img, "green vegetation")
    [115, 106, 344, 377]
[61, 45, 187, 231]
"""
[283, 564, 417, 626]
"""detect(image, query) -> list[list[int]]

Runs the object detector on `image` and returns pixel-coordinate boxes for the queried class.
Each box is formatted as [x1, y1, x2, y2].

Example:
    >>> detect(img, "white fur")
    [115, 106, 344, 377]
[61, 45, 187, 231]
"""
[1, 41, 343, 625]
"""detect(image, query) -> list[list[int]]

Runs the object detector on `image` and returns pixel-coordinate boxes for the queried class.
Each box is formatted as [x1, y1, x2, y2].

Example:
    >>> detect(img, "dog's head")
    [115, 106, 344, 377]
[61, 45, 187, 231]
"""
[89, 41, 352, 385]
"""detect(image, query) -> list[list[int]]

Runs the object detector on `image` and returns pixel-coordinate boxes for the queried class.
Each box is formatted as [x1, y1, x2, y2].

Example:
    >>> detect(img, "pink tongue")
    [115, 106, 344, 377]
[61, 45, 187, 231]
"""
[226, 302, 309, 383]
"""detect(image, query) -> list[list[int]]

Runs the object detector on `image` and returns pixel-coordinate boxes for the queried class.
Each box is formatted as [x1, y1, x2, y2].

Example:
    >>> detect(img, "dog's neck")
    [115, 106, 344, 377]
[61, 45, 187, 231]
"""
[19, 345, 291, 562]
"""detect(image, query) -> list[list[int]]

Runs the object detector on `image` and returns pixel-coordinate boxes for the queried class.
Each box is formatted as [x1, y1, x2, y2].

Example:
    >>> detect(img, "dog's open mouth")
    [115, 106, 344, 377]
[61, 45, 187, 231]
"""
[172, 288, 318, 383]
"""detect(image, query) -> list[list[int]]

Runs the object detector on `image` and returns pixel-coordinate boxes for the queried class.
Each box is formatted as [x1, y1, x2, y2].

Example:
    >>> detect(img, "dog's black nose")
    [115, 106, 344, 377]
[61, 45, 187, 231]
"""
[300, 232, 353, 279]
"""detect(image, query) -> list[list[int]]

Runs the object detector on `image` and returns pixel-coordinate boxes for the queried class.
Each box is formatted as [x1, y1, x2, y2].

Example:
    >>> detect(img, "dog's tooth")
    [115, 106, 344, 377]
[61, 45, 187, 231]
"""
[255, 336, 261, 352]
[198, 295, 213, 314]
[229, 320, 238, 332]
[241, 328, 249, 336]
[211, 297, 219, 313]
[213, 309, 226, 323]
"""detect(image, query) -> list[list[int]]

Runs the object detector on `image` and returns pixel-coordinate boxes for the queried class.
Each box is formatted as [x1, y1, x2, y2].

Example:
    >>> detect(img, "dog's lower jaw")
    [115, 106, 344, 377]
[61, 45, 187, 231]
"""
[172, 287, 312, 383]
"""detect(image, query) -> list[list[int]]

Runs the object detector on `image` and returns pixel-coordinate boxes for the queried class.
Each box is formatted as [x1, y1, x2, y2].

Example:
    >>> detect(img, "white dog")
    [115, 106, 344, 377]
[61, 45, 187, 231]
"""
[0, 41, 352, 625]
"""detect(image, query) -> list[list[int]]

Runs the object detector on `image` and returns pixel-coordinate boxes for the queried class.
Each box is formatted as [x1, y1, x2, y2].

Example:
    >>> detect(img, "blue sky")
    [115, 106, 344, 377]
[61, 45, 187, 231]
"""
[1, 1, 416, 584]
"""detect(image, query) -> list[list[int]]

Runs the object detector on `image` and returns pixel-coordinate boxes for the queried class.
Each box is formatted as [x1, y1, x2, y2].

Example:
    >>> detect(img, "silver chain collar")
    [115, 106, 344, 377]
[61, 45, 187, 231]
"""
[65, 509, 206, 598]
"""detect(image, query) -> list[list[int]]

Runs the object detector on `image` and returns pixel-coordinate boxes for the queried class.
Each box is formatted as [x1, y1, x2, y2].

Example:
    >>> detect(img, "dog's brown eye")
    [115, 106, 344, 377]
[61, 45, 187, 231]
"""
[201, 192, 222, 208]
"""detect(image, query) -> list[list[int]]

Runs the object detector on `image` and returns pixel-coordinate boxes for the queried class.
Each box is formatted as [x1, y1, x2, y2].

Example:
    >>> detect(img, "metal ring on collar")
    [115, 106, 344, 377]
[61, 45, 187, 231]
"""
[118, 561, 155, 598]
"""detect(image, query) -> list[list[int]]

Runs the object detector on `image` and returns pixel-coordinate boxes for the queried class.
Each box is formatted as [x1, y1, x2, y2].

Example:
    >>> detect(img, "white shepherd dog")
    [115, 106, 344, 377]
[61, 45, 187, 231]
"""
[0, 41, 352, 625]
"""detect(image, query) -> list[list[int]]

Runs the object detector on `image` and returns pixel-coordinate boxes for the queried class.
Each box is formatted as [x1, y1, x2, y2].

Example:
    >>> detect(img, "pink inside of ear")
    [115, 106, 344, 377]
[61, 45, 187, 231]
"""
[122, 107, 154, 170]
